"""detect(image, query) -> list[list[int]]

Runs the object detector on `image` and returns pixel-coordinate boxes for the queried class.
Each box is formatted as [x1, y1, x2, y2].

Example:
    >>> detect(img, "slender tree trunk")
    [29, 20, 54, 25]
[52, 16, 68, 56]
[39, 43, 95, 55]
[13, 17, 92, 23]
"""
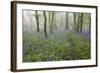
[35, 11, 40, 32]
[49, 12, 51, 27]
[50, 12, 54, 33]
[49, 12, 52, 33]
[28, 13, 33, 35]
[77, 14, 80, 32]
[65, 12, 69, 30]
[80, 13, 83, 32]
[89, 14, 91, 33]
[73, 13, 76, 31]
[43, 11, 48, 38]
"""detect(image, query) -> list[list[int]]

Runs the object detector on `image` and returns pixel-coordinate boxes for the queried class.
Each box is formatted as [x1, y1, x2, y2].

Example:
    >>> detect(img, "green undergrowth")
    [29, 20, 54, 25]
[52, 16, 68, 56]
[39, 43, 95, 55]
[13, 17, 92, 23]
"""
[23, 32, 91, 62]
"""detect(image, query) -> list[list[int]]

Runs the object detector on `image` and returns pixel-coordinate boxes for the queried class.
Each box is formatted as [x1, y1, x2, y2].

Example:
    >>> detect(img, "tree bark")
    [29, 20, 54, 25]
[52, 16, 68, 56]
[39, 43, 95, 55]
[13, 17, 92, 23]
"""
[77, 14, 80, 32]
[50, 12, 54, 33]
[49, 12, 51, 27]
[80, 13, 83, 32]
[35, 11, 40, 32]
[43, 11, 48, 38]
[65, 12, 69, 30]
[89, 14, 91, 33]
[73, 13, 76, 31]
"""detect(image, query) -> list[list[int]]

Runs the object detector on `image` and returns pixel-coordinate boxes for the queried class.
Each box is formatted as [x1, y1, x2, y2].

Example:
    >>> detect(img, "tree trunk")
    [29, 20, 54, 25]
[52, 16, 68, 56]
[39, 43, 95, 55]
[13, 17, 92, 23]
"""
[49, 12, 51, 27]
[43, 11, 48, 38]
[77, 14, 80, 32]
[89, 14, 91, 33]
[50, 12, 54, 33]
[49, 12, 52, 33]
[73, 13, 76, 31]
[80, 13, 83, 32]
[28, 13, 33, 35]
[65, 12, 69, 30]
[35, 11, 40, 32]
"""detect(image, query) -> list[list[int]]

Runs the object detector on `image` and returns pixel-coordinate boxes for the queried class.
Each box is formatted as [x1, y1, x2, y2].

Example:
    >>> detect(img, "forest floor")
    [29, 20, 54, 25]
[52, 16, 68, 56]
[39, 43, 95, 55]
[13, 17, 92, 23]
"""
[23, 30, 91, 62]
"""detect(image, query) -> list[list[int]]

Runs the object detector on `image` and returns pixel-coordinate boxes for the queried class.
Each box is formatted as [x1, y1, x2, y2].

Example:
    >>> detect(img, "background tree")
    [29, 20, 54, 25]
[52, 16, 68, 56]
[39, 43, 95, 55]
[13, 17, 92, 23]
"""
[48, 12, 51, 30]
[65, 12, 69, 30]
[80, 13, 83, 32]
[73, 13, 76, 30]
[28, 12, 33, 35]
[35, 11, 40, 32]
[88, 14, 91, 32]
[73, 13, 80, 31]
[50, 12, 55, 33]
[43, 11, 48, 38]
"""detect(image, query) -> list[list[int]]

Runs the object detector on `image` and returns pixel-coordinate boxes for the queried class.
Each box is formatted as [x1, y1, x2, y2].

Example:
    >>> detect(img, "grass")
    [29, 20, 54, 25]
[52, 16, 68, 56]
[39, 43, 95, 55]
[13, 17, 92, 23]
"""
[23, 32, 91, 62]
